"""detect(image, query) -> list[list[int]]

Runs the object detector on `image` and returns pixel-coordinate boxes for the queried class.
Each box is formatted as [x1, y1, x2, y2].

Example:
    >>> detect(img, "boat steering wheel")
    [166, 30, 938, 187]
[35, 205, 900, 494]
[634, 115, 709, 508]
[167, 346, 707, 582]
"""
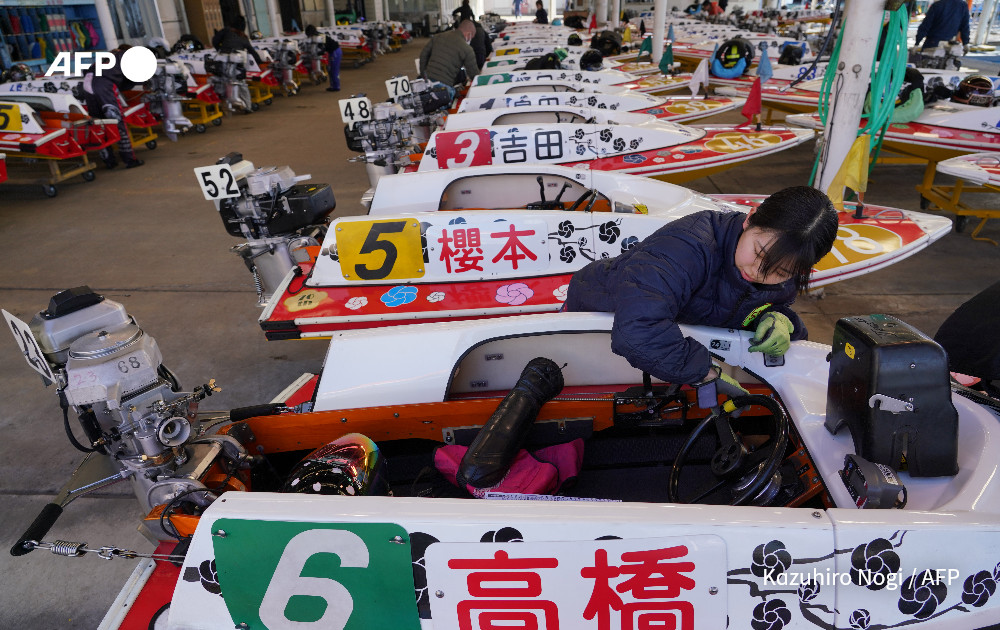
[567, 187, 599, 212]
[667, 394, 789, 506]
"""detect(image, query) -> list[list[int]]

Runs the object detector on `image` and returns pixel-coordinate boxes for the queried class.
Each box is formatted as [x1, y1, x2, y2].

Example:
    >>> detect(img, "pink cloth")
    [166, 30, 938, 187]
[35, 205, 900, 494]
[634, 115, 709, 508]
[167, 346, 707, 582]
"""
[435, 439, 584, 498]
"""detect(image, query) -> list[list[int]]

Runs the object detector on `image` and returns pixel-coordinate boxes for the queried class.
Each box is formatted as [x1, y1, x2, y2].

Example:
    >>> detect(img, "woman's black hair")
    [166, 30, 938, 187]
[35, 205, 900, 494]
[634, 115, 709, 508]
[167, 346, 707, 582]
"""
[746, 185, 838, 290]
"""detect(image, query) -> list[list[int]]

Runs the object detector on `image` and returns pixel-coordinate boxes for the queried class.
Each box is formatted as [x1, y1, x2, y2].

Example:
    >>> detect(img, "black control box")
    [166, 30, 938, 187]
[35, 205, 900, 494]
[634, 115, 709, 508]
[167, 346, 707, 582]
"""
[825, 314, 958, 477]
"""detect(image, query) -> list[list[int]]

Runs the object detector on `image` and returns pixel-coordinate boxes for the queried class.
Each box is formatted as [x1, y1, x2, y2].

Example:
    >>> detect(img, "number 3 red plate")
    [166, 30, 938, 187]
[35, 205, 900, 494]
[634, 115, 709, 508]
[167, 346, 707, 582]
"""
[436, 129, 493, 169]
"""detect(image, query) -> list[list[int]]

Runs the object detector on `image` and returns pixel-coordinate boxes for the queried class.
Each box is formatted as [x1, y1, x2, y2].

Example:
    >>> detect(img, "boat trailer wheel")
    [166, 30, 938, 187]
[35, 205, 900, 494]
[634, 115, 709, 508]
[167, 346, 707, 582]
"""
[667, 394, 789, 506]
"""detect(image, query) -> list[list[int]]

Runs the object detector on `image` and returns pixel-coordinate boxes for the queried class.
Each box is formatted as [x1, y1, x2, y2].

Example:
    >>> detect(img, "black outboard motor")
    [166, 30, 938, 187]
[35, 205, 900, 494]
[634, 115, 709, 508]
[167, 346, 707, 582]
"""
[825, 314, 959, 477]
[457, 358, 565, 489]
[213, 152, 336, 304]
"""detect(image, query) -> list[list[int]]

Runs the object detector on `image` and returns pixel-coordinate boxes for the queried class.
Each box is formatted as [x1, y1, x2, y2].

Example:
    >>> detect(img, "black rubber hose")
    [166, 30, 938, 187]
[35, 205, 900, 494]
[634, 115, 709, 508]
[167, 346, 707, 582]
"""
[229, 403, 284, 422]
[10, 503, 63, 556]
[457, 358, 564, 489]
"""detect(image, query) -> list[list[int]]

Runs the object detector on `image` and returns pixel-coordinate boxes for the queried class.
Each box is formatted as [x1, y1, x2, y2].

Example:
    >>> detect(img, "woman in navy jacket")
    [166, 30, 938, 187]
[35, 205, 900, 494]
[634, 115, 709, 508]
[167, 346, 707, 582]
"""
[565, 186, 838, 395]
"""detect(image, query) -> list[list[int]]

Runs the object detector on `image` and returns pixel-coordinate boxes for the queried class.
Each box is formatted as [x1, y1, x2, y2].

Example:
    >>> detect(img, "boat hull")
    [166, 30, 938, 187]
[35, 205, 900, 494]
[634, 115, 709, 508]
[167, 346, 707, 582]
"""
[259, 196, 949, 340]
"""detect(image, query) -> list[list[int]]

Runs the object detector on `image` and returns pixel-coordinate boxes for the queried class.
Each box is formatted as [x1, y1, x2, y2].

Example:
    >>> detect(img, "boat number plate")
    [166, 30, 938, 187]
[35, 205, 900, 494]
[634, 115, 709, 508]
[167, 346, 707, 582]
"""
[212, 519, 420, 630]
[0, 102, 23, 131]
[426, 535, 727, 630]
[2, 309, 54, 381]
[335, 218, 424, 281]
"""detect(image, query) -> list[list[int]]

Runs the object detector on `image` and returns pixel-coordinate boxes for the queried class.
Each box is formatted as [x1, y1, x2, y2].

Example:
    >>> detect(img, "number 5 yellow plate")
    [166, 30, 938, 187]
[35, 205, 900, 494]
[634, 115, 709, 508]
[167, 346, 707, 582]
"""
[335, 218, 424, 281]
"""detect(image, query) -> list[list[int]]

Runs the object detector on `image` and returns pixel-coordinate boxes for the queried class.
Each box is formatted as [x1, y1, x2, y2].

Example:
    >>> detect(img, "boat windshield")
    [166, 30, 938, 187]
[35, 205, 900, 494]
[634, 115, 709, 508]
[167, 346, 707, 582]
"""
[440, 173, 613, 211]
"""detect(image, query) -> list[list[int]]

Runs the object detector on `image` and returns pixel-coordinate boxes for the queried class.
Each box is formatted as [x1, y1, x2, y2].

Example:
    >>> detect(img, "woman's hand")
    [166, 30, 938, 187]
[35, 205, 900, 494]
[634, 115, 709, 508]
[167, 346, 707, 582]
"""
[748, 312, 794, 356]
[692, 365, 749, 408]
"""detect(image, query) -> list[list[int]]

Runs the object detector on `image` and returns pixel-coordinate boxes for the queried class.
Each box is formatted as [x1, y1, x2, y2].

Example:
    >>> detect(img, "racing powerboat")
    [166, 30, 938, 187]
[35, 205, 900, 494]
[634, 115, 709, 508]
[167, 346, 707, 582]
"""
[0, 99, 93, 158]
[0, 92, 120, 152]
[936, 152, 1000, 185]
[471, 68, 695, 96]
[715, 76, 828, 116]
[0, 77, 161, 130]
[6, 287, 1000, 630]
[456, 90, 745, 124]
[255, 164, 950, 340]
[786, 104, 1000, 163]
[411, 119, 813, 183]
[341, 86, 807, 187]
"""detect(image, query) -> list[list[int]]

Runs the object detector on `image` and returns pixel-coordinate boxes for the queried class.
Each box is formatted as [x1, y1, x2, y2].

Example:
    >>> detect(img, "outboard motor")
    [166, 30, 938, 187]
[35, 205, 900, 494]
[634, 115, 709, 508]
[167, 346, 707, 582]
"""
[300, 34, 328, 84]
[344, 100, 423, 186]
[267, 39, 300, 93]
[213, 152, 337, 305]
[825, 314, 959, 478]
[908, 42, 965, 72]
[390, 77, 452, 144]
[10, 287, 253, 552]
[204, 51, 252, 112]
[145, 59, 194, 140]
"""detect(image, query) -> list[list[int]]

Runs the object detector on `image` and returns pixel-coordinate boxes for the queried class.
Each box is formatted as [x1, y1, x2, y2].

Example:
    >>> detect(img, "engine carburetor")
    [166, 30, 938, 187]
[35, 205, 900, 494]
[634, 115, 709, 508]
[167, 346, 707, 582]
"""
[28, 287, 241, 520]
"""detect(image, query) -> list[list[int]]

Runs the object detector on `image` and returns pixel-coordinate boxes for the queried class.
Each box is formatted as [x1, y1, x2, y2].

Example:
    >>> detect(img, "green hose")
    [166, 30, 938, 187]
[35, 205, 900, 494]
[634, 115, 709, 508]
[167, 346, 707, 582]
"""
[809, 5, 911, 187]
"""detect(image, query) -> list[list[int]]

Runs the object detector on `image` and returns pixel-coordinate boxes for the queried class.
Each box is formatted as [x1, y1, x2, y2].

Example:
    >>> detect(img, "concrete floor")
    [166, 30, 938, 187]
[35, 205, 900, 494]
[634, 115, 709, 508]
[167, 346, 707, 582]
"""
[1, 39, 999, 628]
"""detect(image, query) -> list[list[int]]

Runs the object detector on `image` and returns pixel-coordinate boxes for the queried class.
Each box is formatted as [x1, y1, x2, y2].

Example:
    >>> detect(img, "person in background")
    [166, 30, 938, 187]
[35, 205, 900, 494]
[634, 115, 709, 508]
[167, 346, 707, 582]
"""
[514, 0, 523, 18]
[564, 186, 838, 406]
[701, 0, 723, 16]
[305, 24, 342, 91]
[212, 14, 263, 66]
[453, 0, 475, 25]
[470, 20, 493, 68]
[914, 0, 970, 50]
[535, 0, 549, 24]
[419, 19, 479, 86]
[81, 45, 143, 169]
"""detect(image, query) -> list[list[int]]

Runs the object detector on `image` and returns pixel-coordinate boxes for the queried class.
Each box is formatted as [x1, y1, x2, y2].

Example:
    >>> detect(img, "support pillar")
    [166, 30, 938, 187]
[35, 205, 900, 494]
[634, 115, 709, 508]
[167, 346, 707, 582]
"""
[267, 0, 282, 36]
[974, 0, 998, 45]
[652, 0, 666, 64]
[94, 0, 119, 49]
[816, 1, 885, 194]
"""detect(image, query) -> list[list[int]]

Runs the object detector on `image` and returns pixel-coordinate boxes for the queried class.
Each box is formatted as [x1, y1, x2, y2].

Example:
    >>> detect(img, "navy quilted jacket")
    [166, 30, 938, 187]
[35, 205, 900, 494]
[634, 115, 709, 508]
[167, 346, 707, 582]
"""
[564, 210, 806, 384]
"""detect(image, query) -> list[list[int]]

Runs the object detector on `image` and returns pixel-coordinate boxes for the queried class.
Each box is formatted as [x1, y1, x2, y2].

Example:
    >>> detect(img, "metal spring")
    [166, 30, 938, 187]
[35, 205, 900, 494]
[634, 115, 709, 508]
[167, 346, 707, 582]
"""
[252, 267, 264, 302]
[50, 540, 87, 557]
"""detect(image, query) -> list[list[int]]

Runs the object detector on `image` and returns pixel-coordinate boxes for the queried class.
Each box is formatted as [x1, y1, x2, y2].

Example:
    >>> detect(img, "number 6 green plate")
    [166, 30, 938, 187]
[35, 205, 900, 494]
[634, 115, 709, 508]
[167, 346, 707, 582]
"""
[212, 519, 421, 630]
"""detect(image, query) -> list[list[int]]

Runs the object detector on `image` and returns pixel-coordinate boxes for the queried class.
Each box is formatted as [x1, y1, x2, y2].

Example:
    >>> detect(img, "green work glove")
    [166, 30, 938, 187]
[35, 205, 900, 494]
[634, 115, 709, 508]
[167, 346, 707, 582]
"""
[748, 312, 794, 356]
[693, 365, 749, 408]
